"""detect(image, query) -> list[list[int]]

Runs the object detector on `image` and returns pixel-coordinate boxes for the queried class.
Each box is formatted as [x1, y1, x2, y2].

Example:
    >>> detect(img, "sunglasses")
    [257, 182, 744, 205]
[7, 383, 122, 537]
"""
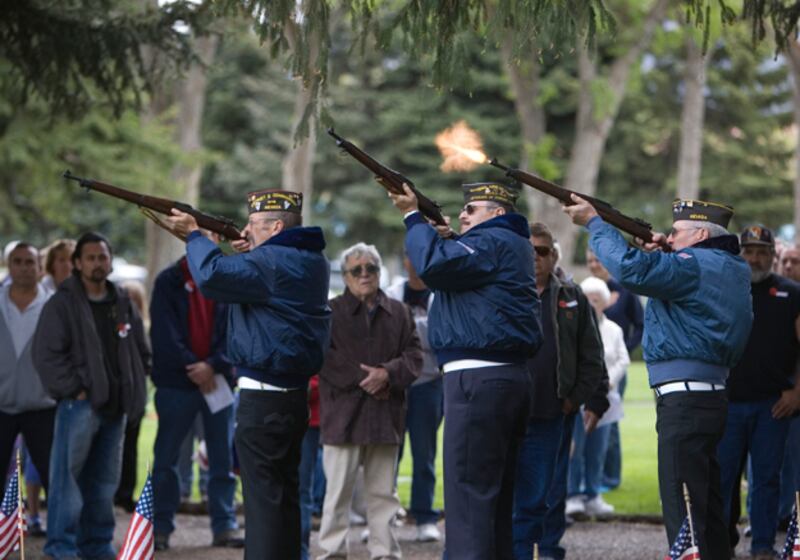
[533, 245, 553, 257]
[461, 203, 499, 216]
[346, 264, 379, 277]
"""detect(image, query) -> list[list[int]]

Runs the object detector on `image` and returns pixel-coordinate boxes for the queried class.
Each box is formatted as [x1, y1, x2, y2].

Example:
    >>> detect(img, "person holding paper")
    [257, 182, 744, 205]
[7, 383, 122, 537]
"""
[149, 236, 243, 551]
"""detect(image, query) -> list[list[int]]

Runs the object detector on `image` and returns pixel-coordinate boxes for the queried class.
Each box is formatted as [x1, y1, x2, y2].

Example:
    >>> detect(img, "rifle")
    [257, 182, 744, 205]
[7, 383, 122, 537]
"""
[63, 170, 244, 241]
[327, 129, 448, 227]
[489, 159, 671, 252]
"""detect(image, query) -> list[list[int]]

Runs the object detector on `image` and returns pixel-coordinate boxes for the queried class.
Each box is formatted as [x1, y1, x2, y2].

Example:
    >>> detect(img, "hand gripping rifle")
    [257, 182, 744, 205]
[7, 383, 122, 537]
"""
[489, 159, 671, 252]
[327, 129, 448, 227]
[63, 170, 244, 241]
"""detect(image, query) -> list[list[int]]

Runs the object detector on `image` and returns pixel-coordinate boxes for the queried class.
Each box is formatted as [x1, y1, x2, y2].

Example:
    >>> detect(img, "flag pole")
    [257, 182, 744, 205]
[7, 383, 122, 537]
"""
[17, 449, 25, 560]
[682, 482, 697, 550]
[795, 490, 799, 527]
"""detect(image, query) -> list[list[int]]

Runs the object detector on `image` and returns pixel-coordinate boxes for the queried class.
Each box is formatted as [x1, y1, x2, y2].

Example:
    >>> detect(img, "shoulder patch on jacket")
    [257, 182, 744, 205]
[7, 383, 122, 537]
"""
[677, 252, 693, 259]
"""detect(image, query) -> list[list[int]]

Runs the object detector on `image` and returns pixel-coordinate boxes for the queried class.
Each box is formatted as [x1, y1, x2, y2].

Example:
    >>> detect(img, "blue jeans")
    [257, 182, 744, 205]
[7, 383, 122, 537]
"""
[568, 415, 612, 499]
[778, 415, 800, 520]
[718, 398, 790, 555]
[177, 413, 209, 499]
[299, 427, 320, 560]
[152, 387, 237, 537]
[45, 399, 125, 560]
[405, 377, 444, 525]
[540, 412, 577, 560]
[602, 374, 627, 488]
[512, 414, 567, 560]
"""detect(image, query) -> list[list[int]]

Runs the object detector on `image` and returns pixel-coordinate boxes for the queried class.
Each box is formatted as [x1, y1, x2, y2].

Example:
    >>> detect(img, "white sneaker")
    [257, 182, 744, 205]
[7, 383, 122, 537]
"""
[584, 495, 614, 517]
[416, 523, 441, 542]
[565, 496, 586, 516]
[360, 528, 369, 543]
[349, 511, 366, 526]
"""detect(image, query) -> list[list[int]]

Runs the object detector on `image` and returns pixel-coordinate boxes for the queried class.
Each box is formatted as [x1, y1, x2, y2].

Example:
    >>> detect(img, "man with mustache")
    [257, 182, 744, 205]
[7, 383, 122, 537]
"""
[717, 225, 800, 559]
[33, 232, 150, 560]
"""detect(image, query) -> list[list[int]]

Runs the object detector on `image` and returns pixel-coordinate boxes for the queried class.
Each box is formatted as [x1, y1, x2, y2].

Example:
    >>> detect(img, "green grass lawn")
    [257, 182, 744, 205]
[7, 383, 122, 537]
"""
[135, 362, 660, 515]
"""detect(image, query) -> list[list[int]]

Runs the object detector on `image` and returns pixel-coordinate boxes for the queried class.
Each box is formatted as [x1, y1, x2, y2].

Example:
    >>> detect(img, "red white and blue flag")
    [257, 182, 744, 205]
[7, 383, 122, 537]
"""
[117, 474, 154, 560]
[665, 516, 700, 560]
[781, 504, 800, 560]
[0, 471, 25, 560]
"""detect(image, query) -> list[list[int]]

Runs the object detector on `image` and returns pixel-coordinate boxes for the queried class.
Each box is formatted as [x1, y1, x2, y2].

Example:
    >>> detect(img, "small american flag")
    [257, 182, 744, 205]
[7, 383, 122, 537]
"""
[665, 517, 700, 560]
[117, 474, 154, 560]
[781, 504, 800, 560]
[0, 471, 25, 560]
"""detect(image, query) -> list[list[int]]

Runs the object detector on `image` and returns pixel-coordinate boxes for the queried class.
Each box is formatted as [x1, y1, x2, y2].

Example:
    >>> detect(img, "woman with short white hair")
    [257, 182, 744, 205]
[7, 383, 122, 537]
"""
[565, 276, 630, 518]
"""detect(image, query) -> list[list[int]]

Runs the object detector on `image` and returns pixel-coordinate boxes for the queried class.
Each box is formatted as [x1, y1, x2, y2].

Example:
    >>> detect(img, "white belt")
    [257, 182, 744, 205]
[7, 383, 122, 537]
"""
[654, 381, 725, 397]
[442, 359, 511, 373]
[237, 377, 303, 393]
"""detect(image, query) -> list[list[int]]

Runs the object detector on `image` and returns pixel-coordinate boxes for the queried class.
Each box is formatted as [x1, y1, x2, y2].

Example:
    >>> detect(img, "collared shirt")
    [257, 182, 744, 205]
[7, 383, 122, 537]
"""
[0, 284, 50, 358]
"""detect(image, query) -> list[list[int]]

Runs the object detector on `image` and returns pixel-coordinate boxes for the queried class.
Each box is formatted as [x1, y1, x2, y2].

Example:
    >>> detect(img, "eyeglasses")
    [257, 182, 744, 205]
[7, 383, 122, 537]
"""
[533, 246, 553, 257]
[460, 203, 499, 216]
[668, 226, 700, 238]
[346, 264, 379, 277]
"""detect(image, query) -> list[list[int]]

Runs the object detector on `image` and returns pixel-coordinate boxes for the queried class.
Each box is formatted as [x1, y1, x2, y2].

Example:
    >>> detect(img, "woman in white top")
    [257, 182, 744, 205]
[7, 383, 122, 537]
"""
[565, 276, 630, 518]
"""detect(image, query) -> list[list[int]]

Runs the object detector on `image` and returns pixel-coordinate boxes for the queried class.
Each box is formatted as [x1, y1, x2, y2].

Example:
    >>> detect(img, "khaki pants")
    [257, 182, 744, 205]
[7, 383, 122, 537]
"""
[317, 444, 401, 559]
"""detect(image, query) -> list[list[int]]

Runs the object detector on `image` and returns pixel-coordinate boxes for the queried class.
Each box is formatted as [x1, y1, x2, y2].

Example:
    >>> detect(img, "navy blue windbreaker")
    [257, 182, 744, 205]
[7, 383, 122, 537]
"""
[149, 258, 231, 390]
[403, 212, 542, 366]
[185, 227, 332, 388]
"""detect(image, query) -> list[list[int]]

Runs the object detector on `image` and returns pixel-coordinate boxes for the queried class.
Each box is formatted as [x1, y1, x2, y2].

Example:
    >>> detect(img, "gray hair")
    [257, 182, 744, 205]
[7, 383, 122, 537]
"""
[683, 220, 729, 239]
[340, 242, 382, 269]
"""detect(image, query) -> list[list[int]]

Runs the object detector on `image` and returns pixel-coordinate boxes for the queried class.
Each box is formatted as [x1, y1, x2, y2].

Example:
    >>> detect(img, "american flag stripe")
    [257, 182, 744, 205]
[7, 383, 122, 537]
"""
[0, 470, 23, 559]
[120, 515, 150, 560]
[116, 473, 153, 560]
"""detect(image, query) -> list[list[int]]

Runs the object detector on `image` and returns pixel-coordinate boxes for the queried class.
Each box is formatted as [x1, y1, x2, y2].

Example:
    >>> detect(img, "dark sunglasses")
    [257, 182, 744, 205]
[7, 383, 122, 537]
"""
[461, 203, 498, 216]
[346, 264, 379, 277]
[533, 246, 553, 257]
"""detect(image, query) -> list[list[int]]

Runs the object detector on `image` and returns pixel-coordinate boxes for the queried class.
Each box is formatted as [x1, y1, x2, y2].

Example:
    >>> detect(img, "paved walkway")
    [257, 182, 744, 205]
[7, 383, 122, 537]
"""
[14, 510, 779, 559]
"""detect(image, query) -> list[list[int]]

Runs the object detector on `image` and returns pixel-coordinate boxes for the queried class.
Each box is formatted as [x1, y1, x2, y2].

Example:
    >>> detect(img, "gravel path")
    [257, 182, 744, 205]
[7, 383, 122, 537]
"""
[14, 510, 779, 559]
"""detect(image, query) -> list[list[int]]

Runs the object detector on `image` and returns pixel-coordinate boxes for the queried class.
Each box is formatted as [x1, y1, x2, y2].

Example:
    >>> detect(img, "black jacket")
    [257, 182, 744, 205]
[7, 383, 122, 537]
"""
[33, 275, 151, 421]
[548, 274, 608, 414]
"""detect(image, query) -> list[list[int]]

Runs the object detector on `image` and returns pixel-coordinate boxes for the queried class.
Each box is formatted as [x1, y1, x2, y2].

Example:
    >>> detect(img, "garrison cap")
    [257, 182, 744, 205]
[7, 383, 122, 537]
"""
[247, 190, 303, 215]
[740, 224, 775, 248]
[462, 182, 519, 208]
[672, 199, 734, 229]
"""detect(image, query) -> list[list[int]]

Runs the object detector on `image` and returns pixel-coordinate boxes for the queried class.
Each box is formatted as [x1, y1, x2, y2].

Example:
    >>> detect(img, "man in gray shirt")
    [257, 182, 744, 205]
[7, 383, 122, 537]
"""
[0, 242, 55, 526]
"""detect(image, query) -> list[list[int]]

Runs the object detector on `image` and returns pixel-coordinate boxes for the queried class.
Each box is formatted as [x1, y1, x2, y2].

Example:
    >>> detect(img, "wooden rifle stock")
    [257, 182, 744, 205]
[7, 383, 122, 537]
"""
[489, 159, 671, 252]
[63, 170, 244, 241]
[327, 129, 447, 227]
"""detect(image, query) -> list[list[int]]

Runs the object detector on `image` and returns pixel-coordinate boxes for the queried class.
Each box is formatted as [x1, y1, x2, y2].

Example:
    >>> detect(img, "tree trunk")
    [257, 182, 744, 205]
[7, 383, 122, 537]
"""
[558, 0, 669, 265]
[144, 34, 218, 292]
[500, 36, 551, 223]
[676, 32, 709, 200]
[787, 40, 800, 245]
[282, 16, 323, 224]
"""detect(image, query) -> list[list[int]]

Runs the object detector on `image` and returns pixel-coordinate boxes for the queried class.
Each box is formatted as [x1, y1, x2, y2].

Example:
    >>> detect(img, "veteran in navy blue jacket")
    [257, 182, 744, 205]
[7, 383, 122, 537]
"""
[565, 196, 752, 560]
[390, 181, 542, 560]
[167, 189, 331, 560]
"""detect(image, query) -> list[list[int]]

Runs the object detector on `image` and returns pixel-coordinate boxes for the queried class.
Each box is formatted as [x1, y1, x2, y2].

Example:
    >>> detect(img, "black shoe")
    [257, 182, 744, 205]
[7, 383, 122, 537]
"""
[114, 497, 136, 514]
[154, 533, 170, 551]
[212, 529, 245, 548]
[28, 520, 46, 537]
